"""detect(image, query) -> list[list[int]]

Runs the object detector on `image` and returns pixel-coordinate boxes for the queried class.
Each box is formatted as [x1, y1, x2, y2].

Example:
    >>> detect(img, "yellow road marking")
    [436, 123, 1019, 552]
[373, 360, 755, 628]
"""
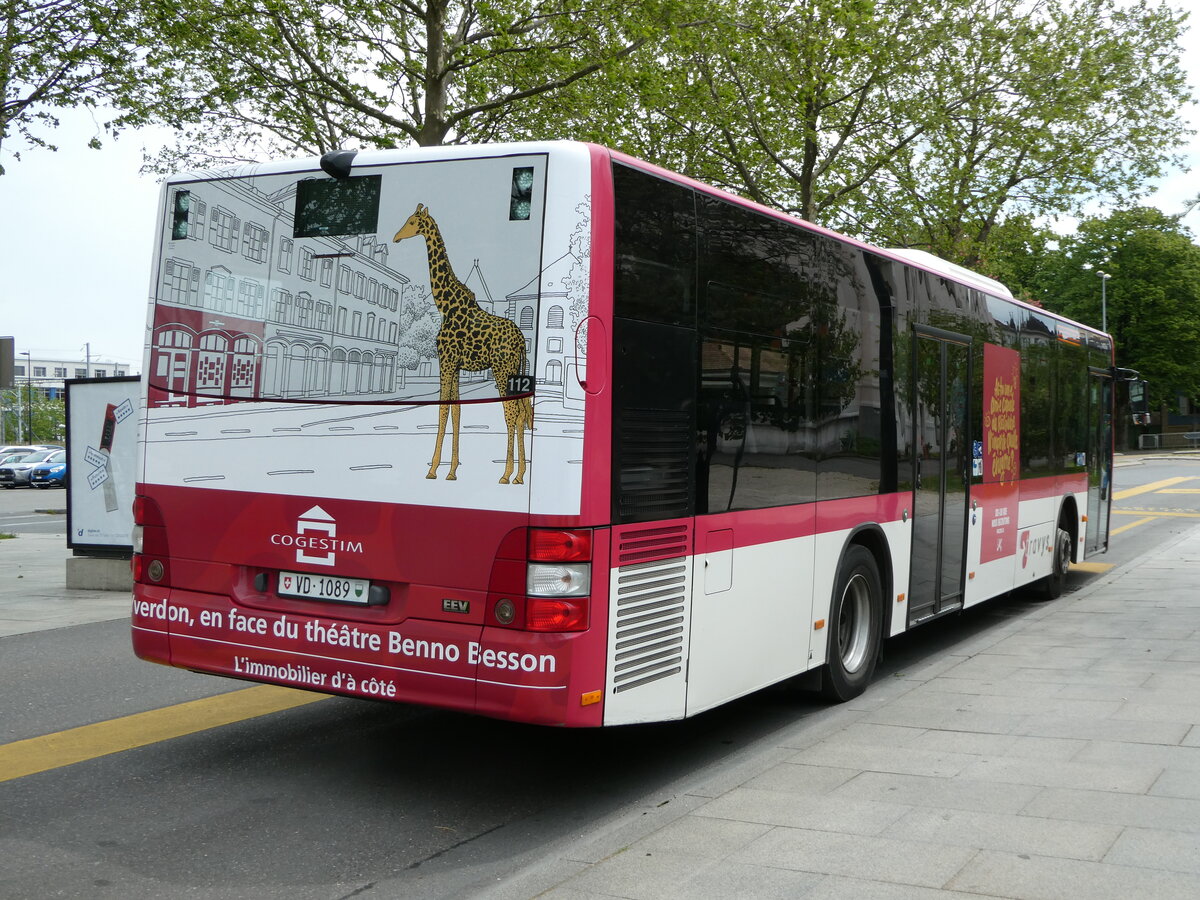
[1112, 477, 1196, 501]
[0, 685, 328, 784]
[1109, 516, 1156, 536]
[1070, 561, 1116, 573]
[1157, 489, 1200, 494]
[1111, 509, 1200, 519]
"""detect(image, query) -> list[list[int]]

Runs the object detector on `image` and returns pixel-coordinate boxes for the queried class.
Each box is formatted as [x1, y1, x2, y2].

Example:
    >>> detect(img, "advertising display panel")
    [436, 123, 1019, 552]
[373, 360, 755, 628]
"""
[67, 376, 139, 551]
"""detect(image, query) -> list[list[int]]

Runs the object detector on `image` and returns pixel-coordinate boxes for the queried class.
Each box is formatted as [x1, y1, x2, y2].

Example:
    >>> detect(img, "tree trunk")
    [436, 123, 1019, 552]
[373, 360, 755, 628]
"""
[419, 1, 450, 146]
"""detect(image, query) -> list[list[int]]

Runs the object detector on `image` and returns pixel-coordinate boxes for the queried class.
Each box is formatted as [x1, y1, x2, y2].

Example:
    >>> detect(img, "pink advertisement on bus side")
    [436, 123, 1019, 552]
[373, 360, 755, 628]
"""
[979, 343, 1021, 563]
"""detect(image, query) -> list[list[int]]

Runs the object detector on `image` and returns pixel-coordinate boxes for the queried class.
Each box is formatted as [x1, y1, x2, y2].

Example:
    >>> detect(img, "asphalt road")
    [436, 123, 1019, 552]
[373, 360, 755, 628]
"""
[1103, 457, 1200, 564]
[0, 481, 67, 535]
[2, 455, 1198, 898]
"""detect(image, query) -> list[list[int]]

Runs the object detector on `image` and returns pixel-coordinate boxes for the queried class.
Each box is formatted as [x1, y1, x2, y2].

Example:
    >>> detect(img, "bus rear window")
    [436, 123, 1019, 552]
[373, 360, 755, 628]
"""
[294, 174, 382, 237]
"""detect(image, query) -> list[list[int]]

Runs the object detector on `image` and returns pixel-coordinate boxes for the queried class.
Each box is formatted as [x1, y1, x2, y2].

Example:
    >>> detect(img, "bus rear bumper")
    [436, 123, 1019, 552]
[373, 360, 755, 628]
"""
[132, 584, 605, 726]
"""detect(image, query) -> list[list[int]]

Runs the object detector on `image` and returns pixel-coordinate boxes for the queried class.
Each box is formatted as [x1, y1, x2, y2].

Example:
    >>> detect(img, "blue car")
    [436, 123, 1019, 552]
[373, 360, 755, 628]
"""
[29, 450, 67, 488]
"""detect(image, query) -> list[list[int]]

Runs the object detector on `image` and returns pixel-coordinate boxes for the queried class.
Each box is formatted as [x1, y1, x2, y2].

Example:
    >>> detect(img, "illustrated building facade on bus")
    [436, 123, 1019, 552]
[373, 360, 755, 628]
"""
[151, 177, 411, 408]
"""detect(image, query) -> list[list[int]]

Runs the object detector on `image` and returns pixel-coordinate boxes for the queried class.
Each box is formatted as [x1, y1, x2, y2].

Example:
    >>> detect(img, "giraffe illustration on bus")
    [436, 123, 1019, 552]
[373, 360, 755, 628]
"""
[394, 203, 533, 484]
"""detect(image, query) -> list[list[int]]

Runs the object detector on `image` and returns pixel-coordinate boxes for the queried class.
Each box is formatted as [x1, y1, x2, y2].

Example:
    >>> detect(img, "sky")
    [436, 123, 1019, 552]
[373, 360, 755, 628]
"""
[1, 113, 173, 372]
[1, 22, 1197, 373]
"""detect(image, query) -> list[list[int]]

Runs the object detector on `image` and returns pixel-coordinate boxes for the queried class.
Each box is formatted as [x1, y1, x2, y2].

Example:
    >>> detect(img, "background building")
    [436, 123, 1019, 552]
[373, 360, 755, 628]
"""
[11, 350, 135, 400]
[2, 347, 136, 446]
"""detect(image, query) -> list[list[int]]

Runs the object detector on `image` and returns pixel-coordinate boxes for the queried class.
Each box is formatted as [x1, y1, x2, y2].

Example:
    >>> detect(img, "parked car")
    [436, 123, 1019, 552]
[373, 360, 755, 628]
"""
[0, 444, 58, 457]
[0, 448, 62, 488]
[30, 450, 67, 488]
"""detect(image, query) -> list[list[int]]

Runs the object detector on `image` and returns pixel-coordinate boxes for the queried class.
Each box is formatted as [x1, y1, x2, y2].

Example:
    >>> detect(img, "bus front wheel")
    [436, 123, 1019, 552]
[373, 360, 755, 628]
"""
[821, 545, 882, 702]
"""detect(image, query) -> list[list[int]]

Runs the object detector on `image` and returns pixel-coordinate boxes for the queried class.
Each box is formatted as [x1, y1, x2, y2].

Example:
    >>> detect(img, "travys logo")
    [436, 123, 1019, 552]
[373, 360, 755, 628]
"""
[1019, 530, 1051, 569]
[270, 506, 363, 567]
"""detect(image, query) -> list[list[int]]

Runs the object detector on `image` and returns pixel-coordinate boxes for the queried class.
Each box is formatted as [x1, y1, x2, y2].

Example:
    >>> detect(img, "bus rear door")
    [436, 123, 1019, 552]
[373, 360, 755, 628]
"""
[909, 326, 973, 624]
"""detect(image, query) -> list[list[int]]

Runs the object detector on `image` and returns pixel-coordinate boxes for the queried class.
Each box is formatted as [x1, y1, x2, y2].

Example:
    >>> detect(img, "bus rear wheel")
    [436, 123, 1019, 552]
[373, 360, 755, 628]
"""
[821, 545, 882, 702]
[1035, 526, 1071, 601]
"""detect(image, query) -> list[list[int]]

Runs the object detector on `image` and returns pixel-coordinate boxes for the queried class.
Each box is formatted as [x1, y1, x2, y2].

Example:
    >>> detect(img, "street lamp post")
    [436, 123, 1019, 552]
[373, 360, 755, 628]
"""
[1097, 270, 1111, 333]
[21, 351, 33, 442]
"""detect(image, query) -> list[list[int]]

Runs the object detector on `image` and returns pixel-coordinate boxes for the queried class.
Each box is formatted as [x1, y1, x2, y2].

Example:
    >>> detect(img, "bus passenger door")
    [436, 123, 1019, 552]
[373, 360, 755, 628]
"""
[1085, 367, 1113, 555]
[909, 327, 972, 624]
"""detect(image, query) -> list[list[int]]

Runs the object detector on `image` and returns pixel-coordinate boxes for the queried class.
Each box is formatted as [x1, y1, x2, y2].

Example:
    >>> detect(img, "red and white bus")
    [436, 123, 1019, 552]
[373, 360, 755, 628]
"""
[132, 141, 1114, 725]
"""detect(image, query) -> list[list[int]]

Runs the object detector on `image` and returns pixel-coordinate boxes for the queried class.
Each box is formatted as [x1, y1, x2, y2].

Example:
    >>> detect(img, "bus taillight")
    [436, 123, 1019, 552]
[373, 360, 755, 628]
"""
[525, 529, 591, 631]
[524, 561, 590, 633]
[487, 528, 593, 632]
[132, 494, 170, 586]
[528, 528, 592, 562]
[527, 561, 591, 596]
[525, 597, 588, 632]
[132, 494, 164, 526]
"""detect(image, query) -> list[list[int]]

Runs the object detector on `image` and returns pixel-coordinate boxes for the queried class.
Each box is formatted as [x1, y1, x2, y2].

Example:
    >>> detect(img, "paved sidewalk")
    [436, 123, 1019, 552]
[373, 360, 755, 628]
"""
[0, 533, 130, 638]
[493, 521, 1200, 900]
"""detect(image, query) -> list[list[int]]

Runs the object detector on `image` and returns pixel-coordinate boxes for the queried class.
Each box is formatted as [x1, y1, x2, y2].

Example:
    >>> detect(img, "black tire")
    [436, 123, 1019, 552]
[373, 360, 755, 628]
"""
[821, 544, 883, 702]
[1035, 526, 1071, 601]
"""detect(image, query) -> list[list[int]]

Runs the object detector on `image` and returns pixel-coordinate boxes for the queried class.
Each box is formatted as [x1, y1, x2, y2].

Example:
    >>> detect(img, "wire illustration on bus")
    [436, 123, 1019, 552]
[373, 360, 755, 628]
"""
[141, 159, 590, 510]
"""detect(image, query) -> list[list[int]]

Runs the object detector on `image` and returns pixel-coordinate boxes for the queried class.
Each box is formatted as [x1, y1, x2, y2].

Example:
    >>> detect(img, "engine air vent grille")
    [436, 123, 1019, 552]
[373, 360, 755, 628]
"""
[617, 524, 689, 565]
[612, 554, 688, 694]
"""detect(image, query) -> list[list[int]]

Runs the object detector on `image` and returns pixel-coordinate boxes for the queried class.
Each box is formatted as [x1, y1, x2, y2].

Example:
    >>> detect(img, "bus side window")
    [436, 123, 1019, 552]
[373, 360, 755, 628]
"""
[612, 164, 699, 524]
[1020, 313, 1057, 477]
[612, 164, 696, 327]
[698, 329, 815, 513]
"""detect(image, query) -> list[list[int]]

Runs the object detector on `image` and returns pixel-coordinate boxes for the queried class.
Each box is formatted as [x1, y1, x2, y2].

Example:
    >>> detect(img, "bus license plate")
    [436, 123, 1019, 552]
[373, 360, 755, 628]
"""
[278, 571, 371, 604]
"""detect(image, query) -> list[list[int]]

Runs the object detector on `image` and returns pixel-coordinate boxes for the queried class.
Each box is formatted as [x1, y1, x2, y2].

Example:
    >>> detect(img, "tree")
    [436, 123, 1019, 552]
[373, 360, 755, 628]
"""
[0, 387, 64, 444]
[135, 0, 696, 171]
[0, 0, 147, 173]
[396, 293, 439, 371]
[527, 0, 969, 221]
[29, 393, 64, 445]
[873, 0, 1192, 265]
[970, 214, 1058, 304]
[45, 0, 1184, 278]
[536, 0, 1189, 268]
[15, 0, 1181, 286]
[1035, 208, 1200, 415]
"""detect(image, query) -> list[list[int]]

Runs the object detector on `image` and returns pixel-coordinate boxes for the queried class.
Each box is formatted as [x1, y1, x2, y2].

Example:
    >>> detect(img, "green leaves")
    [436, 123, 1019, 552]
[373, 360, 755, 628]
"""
[550, 0, 1188, 272]
[1, 0, 149, 169]
[870, 0, 1190, 262]
[6, 0, 1192, 304]
[120, 0, 692, 168]
[1030, 208, 1200, 414]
